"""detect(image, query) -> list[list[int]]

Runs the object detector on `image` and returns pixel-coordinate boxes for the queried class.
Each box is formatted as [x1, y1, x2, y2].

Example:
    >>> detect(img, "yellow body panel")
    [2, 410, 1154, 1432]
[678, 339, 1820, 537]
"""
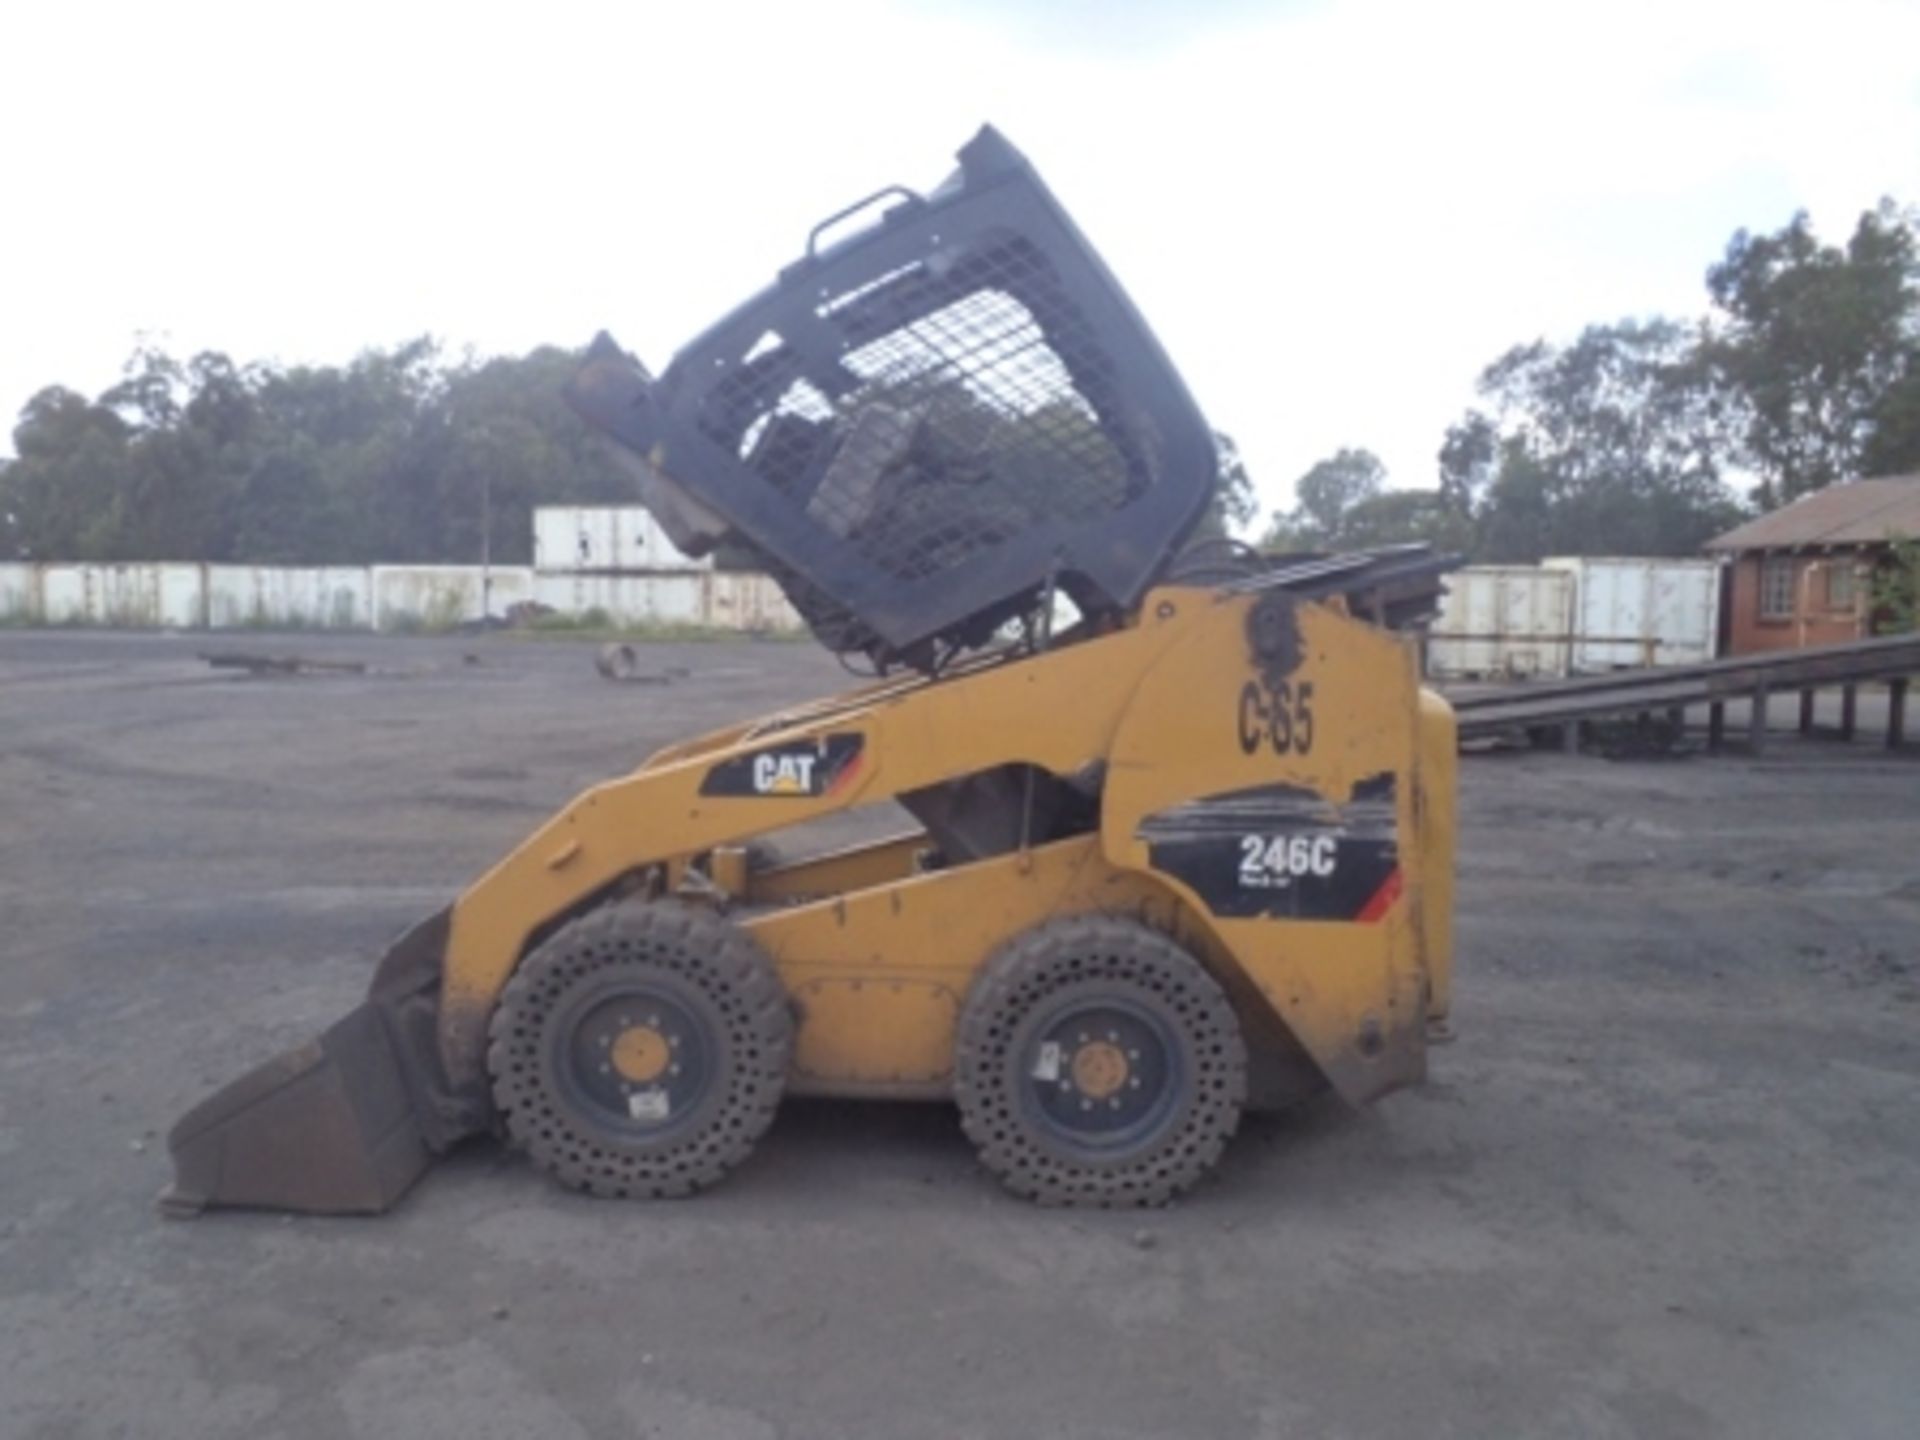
[749, 832, 930, 903]
[430, 585, 1458, 1110]
[747, 835, 1170, 1096]
[1097, 598, 1436, 1101]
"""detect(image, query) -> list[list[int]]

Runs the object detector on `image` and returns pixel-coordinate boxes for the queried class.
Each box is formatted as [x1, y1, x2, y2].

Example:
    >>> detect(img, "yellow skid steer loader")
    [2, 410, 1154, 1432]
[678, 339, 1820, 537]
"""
[164, 128, 1458, 1214]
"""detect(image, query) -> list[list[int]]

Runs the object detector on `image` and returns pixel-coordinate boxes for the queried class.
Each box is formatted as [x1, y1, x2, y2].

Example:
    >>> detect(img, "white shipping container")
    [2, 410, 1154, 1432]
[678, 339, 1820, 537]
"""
[533, 572, 706, 627]
[0, 559, 801, 634]
[1427, 566, 1574, 680]
[36, 567, 87, 623]
[0, 562, 33, 620]
[35, 564, 202, 627]
[1542, 556, 1721, 671]
[371, 565, 536, 630]
[531, 571, 803, 632]
[702, 573, 803, 632]
[205, 565, 370, 629]
[532, 506, 710, 573]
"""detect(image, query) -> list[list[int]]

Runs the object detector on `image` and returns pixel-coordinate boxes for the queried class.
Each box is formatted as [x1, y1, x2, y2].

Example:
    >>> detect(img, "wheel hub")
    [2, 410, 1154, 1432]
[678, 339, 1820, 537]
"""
[1025, 1001, 1177, 1148]
[610, 1024, 671, 1084]
[953, 917, 1249, 1205]
[1069, 1040, 1130, 1099]
[558, 990, 709, 1135]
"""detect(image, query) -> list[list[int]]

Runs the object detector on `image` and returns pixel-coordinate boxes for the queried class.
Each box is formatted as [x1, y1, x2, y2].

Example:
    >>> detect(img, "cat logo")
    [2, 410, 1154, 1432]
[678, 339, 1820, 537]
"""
[699, 733, 864, 799]
[752, 753, 817, 795]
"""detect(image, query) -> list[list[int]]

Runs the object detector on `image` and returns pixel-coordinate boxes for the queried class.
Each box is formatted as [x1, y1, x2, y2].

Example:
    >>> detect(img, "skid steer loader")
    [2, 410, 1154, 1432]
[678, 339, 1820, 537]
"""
[165, 127, 1459, 1214]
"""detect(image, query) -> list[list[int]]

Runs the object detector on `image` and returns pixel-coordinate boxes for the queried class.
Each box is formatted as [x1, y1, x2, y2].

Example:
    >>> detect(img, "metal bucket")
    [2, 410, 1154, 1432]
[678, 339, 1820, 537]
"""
[162, 910, 490, 1217]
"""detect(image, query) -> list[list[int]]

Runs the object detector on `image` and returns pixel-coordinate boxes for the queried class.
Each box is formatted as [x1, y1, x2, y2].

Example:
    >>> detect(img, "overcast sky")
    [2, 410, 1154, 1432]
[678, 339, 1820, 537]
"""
[3, 0, 1917, 517]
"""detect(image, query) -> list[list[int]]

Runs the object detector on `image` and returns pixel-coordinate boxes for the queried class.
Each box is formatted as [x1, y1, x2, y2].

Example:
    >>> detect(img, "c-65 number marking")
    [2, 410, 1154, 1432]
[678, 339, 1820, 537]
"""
[1238, 677, 1314, 756]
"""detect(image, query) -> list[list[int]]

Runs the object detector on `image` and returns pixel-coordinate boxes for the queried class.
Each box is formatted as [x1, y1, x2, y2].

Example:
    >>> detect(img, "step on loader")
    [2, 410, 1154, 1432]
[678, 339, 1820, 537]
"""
[164, 127, 1459, 1215]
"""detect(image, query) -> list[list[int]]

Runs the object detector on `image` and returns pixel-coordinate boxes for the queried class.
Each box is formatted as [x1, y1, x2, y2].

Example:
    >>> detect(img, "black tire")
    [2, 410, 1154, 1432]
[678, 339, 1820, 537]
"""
[486, 901, 791, 1198]
[953, 916, 1247, 1206]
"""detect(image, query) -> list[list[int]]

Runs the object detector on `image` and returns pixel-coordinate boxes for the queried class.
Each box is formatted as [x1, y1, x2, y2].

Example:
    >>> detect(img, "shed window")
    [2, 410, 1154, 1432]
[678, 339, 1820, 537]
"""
[1758, 556, 1796, 620]
[1826, 561, 1857, 610]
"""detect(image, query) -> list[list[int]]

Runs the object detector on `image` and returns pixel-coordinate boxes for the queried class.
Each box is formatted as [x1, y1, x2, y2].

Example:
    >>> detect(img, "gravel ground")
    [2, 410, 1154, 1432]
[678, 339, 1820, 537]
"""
[2, 629, 1917, 1440]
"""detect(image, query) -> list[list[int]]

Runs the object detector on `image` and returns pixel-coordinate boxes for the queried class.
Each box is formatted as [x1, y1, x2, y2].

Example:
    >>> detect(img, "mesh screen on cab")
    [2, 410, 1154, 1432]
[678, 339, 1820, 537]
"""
[700, 238, 1150, 585]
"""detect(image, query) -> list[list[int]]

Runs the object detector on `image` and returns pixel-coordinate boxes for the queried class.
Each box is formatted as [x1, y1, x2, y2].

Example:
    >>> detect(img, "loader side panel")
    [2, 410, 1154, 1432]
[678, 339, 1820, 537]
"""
[1099, 589, 1433, 1105]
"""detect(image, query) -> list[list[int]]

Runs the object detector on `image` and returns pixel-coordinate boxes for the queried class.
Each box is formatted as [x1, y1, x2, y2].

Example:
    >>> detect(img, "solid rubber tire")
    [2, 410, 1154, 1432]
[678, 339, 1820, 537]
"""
[486, 901, 791, 1198]
[953, 915, 1247, 1207]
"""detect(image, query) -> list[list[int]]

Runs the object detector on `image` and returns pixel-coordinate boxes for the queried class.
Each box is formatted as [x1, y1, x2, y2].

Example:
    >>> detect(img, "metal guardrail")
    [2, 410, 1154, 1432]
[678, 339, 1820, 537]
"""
[1453, 631, 1920, 751]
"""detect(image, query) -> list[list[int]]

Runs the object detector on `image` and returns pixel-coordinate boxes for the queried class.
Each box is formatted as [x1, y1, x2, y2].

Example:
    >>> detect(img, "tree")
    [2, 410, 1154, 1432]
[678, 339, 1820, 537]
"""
[1197, 430, 1258, 539]
[1262, 447, 1385, 549]
[0, 339, 637, 565]
[1294, 447, 1386, 539]
[431, 346, 633, 565]
[1463, 320, 1744, 561]
[1437, 412, 1497, 519]
[101, 344, 184, 430]
[1871, 534, 1920, 633]
[4, 387, 136, 558]
[1260, 448, 1472, 555]
[1338, 488, 1475, 554]
[1701, 200, 1920, 507]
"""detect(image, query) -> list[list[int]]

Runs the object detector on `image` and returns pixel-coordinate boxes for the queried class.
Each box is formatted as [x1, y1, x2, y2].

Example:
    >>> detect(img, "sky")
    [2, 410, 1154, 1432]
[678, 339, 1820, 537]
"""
[2, 0, 1917, 520]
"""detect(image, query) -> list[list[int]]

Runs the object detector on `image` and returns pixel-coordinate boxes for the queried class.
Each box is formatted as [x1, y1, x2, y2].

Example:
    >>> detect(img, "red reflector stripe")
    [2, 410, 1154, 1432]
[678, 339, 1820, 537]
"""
[1356, 866, 1403, 923]
[826, 756, 863, 796]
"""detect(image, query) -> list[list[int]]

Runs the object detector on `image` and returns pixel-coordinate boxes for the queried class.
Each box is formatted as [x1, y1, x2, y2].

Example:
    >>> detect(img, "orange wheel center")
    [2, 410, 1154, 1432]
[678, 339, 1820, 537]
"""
[611, 1025, 670, 1083]
[1070, 1040, 1129, 1100]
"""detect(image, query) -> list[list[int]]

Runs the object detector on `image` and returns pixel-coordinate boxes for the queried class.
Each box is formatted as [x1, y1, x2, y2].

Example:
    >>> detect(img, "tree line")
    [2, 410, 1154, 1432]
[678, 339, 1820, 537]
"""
[0, 331, 1267, 569]
[0, 341, 630, 564]
[1265, 200, 1920, 560]
[2, 199, 1914, 568]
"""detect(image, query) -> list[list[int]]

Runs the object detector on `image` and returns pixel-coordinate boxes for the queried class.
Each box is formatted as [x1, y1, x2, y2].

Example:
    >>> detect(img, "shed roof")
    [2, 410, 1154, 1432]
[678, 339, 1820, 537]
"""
[1706, 475, 1920, 551]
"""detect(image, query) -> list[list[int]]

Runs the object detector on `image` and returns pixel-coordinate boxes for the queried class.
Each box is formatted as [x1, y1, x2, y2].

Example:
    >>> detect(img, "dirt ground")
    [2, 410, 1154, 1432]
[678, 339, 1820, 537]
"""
[2, 629, 1917, 1440]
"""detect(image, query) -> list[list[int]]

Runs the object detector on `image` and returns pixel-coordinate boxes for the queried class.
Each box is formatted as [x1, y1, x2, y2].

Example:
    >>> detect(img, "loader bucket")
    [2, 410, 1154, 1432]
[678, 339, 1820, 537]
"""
[163, 1003, 432, 1216]
[162, 909, 491, 1217]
